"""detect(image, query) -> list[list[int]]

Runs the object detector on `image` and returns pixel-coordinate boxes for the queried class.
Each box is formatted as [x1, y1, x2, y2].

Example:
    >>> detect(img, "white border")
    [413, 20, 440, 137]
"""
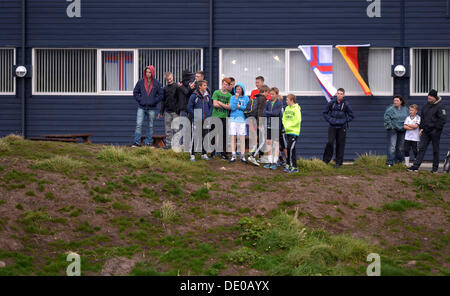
[410, 47, 450, 96]
[32, 48, 204, 96]
[219, 47, 394, 97]
[0, 48, 16, 96]
[98, 48, 136, 95]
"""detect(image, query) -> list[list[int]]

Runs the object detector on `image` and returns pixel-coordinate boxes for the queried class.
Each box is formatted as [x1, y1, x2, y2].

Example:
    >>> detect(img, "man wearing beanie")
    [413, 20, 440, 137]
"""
[408, 89, 447, 172]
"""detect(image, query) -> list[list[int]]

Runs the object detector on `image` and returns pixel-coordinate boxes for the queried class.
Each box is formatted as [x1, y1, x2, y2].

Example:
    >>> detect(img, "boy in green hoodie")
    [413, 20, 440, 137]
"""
[282, 94, 302, 173]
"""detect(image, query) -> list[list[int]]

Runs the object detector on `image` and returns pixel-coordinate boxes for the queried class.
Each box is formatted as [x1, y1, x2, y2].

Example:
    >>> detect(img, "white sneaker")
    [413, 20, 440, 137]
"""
[259, 156, 269, 164]
[247, 156, 260, 166]
[190, 155, 196, 162]
[201, 154, 210, 161]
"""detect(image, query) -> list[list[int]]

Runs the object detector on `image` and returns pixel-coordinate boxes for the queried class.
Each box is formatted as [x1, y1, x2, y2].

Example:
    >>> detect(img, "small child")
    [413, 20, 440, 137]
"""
[282, 94, 302, 173]
[403, 104, 421, 167]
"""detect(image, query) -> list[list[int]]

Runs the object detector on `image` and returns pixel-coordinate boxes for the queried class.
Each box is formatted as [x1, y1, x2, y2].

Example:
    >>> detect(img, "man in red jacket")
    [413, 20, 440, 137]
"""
[250, 76, 271, 101]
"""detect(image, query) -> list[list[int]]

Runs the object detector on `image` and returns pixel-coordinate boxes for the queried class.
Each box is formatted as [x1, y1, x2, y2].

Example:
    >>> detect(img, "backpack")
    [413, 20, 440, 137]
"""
[244, 98, 258, 118]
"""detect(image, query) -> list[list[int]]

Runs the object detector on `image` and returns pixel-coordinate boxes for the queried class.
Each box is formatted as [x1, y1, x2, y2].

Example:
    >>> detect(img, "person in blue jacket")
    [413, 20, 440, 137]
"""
[384, 95, 409, 167]
[262, 87, 283, 170]
[132, 65, 163, 147]
[229, 83, 249, 163]
[187, 80, 213, 162]
[322, 88, 354, 168]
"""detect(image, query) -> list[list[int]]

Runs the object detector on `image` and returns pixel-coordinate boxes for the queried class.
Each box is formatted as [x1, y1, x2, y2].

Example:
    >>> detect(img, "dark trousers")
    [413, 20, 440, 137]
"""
[190, 121, 209, 155]
[287, 135, 298, 168]
[413, 130, 442, 171]
[212, 117, 227, 154]
[323, 127, 347, 166]
[404, 140, 418, 158]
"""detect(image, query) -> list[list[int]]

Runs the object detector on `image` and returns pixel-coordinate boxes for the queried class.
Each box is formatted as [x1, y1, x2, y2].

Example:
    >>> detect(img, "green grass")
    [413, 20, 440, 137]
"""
[234, 211, 378, 275]
[190, 186, 210, 200]
[33, 155, 84, 174]
[382, 200, 422, 212]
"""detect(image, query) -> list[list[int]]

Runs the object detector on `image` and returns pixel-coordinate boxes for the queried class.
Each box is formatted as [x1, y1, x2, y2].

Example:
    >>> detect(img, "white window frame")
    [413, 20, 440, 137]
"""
[410, 47, 450, 96]
[32, 48, 203, 96]
[32, 48, 99, 96]
[0, 48, 16, 96]
[219, 47, 394, 97]
[97, 48, 138, 95]
[137, 48, 204, 81]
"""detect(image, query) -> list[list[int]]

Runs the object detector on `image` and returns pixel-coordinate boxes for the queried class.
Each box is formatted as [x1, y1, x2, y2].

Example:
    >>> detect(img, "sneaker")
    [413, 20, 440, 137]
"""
[289, 167, 299, 173]
[259, 156, 270, 164]
[431, 169, 438, 174]
[263, 164, 271, 169]
[230, 156, 236, 163]
[240, 157, 247, 164]
[201, 154, 210, 161]
[131, 143, 141, 148]
[221, 153, 229, 160]
[210, 151, 217, 158]
[247, 156, 260, 166]
[407, 166, 418, 172]
[162, 145, 170, 150]
[283, 165, 291, 173]
[386, 164, 393, 167]
[190, 155, 196, 162]
[270, 164, 278, 170]
[334, 164, 341, 169]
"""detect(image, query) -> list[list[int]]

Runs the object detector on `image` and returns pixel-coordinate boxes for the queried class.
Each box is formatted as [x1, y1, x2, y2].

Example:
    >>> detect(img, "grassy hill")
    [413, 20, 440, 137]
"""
[0, 134, 448, 276]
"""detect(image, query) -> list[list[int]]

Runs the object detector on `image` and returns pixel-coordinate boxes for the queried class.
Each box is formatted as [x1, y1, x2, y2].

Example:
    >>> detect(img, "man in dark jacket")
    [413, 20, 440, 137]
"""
[187, 80, 213, 161]
[132, 65, 163, 147]
[408, 89, 447, 172]
[322, 88, 355, 168]
[177, 69, 196, 117]
[158, 72, 181, 149]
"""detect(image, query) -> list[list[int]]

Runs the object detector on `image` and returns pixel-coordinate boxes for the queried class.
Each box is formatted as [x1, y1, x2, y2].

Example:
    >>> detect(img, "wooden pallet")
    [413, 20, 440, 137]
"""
[140, 135, 167, 148]
[29, 137, 78, 143]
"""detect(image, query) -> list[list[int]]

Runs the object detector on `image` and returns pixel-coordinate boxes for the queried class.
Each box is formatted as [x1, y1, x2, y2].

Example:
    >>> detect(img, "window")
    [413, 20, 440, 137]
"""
[220, 48, 393, 96]
[220, 49, 285, 94]
[139, 49, 203, 86]
[100, 50, 136, 92]
[412, 48, 450, 95]
[332, 48, 393, 96]
[34, 49, 97, 94]
[0, 48, 15, 95]
[32, 48, 203, 95]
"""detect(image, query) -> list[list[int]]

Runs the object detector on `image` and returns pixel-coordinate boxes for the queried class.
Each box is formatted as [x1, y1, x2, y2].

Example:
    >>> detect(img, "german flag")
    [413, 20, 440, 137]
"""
[336, 45, 373, 96]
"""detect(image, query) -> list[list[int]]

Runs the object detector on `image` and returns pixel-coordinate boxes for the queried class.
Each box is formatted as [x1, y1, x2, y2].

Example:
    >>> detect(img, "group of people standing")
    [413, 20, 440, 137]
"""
[384, 89, 447, 173]
[131, 65, 447, 173]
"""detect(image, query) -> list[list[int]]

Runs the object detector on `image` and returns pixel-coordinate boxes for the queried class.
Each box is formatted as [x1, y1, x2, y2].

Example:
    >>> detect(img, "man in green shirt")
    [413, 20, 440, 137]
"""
[211, 78, 232, 159]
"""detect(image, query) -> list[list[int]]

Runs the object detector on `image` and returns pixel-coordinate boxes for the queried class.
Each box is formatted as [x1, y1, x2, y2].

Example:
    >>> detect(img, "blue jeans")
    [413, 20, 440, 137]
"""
[386, 129, 405, 165]
[134, 108, 156, 145]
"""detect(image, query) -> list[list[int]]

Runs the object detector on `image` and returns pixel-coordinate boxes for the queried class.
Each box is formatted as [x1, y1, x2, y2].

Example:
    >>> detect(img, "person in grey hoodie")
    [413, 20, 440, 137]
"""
[384, 95, 409, 166]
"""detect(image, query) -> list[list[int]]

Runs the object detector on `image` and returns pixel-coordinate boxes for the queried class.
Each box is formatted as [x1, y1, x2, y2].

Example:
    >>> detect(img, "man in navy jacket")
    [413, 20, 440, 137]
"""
[322, 88, 354, 168]
[132, 65, 163, 147]
[187, 80, 213, 161]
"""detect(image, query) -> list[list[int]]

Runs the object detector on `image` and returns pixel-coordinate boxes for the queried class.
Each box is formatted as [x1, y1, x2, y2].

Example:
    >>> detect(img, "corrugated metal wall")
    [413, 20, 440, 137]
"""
[1, 0, 450, 161]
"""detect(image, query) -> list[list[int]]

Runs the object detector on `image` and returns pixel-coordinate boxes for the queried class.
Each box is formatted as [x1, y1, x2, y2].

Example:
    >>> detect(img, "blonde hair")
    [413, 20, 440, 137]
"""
[164, 72, 173, 79]
[286, 94, 296, 103]
[409, 104, 418, 111]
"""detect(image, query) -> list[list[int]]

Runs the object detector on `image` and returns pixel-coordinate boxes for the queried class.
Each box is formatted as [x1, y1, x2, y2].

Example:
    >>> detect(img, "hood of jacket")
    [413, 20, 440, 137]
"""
[234, 83, 246, 97]
[144, 65, 156, 95]
[431, 96, 442, 105]
[181, 69, 195, 86]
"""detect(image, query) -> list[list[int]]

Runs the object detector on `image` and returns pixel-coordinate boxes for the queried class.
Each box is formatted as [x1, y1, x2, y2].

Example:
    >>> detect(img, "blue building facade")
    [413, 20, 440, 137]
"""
[1, 0, 449, 160]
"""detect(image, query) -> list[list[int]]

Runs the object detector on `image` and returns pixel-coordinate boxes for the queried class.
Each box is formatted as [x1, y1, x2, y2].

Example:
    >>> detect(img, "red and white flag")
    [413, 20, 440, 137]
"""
[298, 45, 337, 102]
